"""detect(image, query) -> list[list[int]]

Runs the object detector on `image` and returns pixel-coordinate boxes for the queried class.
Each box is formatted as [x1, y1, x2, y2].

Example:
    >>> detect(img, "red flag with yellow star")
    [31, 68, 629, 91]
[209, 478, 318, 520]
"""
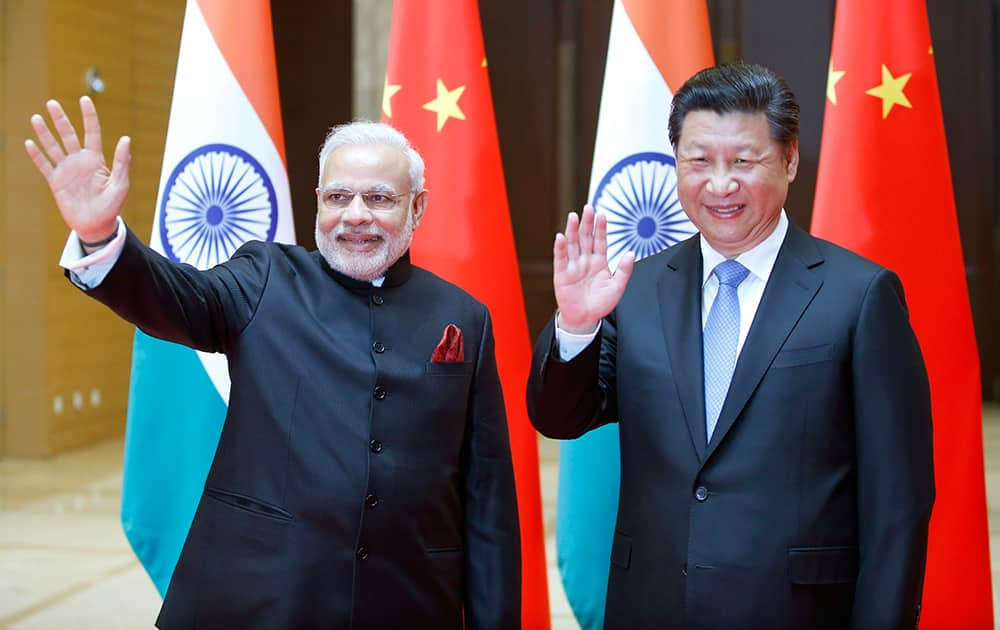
[382, 1, 549, 626]
[812, 1, 992, 626]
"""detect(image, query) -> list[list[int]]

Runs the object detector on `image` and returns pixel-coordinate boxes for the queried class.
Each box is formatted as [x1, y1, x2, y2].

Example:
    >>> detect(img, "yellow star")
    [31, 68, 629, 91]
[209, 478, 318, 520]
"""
[826, 59, 846, 105]
[482, 57, 488, 68]
[382, 79, 402, 118]
[422, 79, 466, 132]
[865, 64, 912, 119]
[928, 45, 933, 55]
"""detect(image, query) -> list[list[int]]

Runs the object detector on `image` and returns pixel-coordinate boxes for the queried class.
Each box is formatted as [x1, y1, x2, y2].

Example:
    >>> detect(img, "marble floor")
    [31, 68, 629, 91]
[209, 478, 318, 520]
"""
[1, 406, 998, 629]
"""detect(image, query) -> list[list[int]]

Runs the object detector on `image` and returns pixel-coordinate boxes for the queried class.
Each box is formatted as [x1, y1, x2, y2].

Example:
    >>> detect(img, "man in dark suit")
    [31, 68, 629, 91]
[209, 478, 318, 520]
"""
[26, 97, 521, 628]
[527, 63, 934, 629]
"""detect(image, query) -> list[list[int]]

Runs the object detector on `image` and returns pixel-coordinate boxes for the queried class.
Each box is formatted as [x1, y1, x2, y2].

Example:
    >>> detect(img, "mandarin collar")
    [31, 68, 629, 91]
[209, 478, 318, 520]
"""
[316, 250, 414, 291]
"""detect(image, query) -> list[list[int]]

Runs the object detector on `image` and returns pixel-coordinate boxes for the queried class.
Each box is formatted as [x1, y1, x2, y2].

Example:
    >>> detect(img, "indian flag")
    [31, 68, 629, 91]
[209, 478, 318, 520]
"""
[557, 1, 713, 626]
[121, 0, 295, 596]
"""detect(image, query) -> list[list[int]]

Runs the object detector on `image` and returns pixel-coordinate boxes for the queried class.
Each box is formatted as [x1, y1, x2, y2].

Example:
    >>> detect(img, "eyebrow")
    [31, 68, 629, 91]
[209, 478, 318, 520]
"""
[682, 141, 760, 152]
[320, 182, 398, 193]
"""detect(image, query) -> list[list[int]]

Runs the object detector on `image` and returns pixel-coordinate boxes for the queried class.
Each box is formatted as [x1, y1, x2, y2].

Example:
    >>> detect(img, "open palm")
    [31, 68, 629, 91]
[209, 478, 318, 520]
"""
[24, 96, 130, 243]
[553, 205, 635, 333]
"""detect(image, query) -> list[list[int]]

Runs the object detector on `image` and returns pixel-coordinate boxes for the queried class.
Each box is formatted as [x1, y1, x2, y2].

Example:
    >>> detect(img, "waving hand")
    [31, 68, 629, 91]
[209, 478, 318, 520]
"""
[553, 205, 635, 333]
[24, 96, 130, 243]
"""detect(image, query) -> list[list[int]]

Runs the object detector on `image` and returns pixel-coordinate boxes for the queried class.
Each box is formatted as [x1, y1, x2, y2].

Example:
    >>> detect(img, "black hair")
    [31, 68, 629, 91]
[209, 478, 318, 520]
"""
[668, 63, 800, 148]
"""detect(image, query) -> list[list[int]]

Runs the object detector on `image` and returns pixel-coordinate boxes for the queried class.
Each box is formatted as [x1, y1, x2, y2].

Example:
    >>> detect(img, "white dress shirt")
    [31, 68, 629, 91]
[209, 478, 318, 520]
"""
[556, 211, 790, 361]
[59, 216, 127, 289]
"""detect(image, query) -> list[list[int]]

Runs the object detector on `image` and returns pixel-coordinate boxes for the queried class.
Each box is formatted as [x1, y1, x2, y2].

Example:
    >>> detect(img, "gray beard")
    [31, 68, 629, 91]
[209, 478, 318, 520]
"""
[314, 214, 414, 281]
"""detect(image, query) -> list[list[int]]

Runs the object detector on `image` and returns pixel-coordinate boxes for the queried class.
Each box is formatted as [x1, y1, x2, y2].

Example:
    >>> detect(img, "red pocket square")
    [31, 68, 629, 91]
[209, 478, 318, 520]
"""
[430, 324, 465, 363]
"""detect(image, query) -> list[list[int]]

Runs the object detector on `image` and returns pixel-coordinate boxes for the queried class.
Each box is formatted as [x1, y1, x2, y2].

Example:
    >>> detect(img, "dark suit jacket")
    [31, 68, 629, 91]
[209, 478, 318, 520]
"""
[527, 223, 934, 629]
[82, 230, 521, 629]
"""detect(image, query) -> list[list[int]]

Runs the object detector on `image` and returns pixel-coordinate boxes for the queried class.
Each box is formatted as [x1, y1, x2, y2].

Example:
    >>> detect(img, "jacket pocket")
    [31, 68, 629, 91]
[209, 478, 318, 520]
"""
[787, 545, 857, 584]
[610, 531, 632, 569]
[204, 487, 293, 522]
[426, 545, 463, 555]
[425, 361, 474, 375]
[772, 343, 835, 368]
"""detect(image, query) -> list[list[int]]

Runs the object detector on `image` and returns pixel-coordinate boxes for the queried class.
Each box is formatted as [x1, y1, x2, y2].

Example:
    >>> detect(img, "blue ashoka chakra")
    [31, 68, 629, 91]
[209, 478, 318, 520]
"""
[159, 143, 278, 269]
[593, 151, 694, 261]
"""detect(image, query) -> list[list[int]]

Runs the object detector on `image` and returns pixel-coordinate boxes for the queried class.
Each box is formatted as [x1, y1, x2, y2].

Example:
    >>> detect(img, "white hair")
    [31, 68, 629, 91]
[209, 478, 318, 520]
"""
[317, 120, 425, 191]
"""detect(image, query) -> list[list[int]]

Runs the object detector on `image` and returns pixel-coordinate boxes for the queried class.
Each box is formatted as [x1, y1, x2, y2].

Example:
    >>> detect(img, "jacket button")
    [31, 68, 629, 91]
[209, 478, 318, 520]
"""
[357, 546, 368, 560]
[681, 563, 688, 576]
[365, 494, 379, 509]
[694, 486, 709, 501]
[371, 294, 384, 305]
[373, 385, 386, 399]
[369, 439, 382, 453]
[372, 341, 385, 354]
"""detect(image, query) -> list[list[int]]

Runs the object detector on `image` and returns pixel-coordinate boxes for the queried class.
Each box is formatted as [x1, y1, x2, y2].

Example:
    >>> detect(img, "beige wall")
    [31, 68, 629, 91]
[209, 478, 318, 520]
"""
[1, 0, 183, 456]
[352, 0, 391, 121]
[0, 1, 8, 458]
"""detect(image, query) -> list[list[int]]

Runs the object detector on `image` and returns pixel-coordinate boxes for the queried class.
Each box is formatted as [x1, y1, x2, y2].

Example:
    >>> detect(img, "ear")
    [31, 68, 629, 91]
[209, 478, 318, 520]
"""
[784, 139, 800, 182]
[411, 190, 428, 228]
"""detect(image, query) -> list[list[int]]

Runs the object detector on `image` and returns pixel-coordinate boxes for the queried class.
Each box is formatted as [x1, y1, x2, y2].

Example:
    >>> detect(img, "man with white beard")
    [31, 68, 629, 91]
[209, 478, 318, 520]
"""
[313, 121, 420, 281]
[25, 97, 522, 629]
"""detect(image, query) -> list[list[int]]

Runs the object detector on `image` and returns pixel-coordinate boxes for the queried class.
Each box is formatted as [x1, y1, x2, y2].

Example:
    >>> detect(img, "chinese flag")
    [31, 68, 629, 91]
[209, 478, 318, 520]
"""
[383, 1, 550, 626]
[812, 1, 993, 626]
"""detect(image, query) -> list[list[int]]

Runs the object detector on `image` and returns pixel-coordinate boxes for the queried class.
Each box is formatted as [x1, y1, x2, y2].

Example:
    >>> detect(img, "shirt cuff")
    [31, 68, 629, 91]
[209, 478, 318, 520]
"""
[59, 217, 127, 289]
[554, 316, 601, 361]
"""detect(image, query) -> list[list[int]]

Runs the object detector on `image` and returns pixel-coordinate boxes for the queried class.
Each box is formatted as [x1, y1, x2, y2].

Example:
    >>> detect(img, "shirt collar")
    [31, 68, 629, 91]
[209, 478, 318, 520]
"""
[700, 210, 788, 287]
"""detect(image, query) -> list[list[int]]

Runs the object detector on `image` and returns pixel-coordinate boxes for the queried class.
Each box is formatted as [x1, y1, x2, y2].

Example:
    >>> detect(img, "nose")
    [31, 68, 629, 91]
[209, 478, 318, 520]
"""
[341, 195, 373, 225]
[706, 165, 739, 196]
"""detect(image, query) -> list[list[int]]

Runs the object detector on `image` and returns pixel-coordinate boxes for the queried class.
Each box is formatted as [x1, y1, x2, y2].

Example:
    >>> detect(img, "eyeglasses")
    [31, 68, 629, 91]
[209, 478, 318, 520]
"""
[318, 187, 411, 212]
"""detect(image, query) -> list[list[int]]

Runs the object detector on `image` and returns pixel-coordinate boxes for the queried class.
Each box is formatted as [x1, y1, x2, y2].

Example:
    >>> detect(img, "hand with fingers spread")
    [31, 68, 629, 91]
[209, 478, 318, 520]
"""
[553, 204, 635, 333]
[24, 96, 131, 244]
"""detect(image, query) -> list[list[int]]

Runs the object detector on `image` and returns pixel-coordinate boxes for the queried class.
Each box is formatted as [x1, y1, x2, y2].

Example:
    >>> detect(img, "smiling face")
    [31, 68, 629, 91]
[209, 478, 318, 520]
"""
[314, 143, 426, 280]
[675, 110, 798, 257]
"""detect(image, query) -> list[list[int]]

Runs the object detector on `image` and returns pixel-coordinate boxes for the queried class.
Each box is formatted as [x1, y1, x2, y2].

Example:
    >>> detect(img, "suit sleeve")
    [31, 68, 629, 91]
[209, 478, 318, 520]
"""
[525, 311, 620, 439]
[463, 310, 522, 629]
[850, 269, 935, 630]
[77, 228, 269, 354]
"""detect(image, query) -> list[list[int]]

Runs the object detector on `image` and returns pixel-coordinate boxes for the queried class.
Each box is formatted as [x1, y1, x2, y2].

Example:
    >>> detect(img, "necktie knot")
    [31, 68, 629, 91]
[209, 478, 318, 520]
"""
[713, 259, 749, 288]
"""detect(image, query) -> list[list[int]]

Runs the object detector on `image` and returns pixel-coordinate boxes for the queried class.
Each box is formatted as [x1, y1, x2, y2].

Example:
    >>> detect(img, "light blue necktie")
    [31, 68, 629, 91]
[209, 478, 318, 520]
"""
[703, 259, 750, 442]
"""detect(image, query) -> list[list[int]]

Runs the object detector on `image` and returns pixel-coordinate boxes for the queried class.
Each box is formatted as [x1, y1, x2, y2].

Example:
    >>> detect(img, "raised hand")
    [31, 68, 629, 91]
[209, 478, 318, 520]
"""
[553, 205, 635, 333]
[24, 96, 130, 243]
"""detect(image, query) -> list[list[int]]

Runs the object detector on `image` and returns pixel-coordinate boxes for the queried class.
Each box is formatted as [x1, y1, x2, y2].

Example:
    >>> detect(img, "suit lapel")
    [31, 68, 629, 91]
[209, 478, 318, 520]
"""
[704, 224, 825, 460]
[658, 237, 707, 462]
